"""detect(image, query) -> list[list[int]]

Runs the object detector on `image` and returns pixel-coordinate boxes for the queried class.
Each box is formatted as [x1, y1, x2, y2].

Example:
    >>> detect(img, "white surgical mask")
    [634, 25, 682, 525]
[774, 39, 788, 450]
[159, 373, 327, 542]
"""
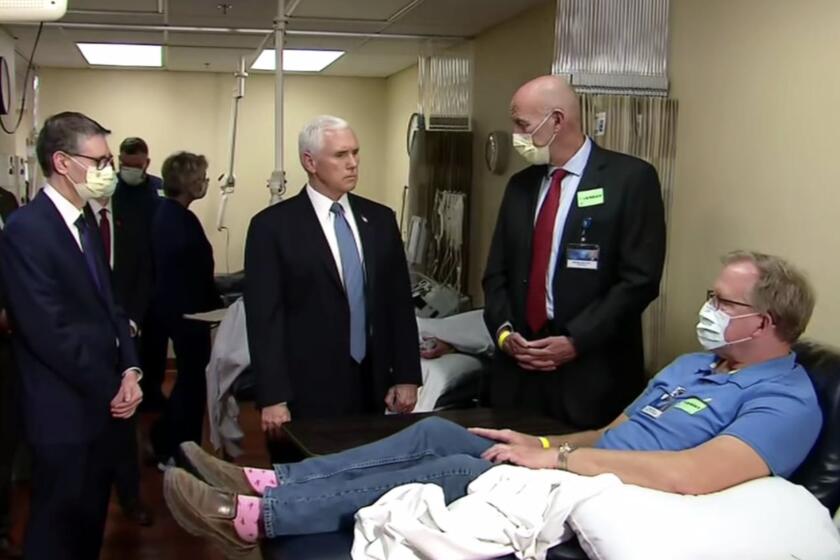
[119, 166, 146, 186]
[696, 300, 760, 350]
[512, 112, 557, 165]
[68, 157, 118, 201]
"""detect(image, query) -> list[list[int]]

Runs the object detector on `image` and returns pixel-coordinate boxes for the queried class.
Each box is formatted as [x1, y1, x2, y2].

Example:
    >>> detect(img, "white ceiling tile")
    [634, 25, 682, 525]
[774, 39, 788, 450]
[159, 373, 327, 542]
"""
[3, 0, 548, 76]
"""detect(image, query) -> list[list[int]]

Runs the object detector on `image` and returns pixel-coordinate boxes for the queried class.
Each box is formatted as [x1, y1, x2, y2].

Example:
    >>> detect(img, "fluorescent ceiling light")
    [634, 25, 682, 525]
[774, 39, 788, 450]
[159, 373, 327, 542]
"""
[77, 43, 162, 67]
[252, 49, 344, 72]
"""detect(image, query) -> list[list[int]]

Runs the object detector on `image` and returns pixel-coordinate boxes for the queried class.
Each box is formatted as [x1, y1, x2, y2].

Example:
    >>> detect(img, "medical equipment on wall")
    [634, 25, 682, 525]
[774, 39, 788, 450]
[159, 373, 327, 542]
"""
[405, 216, 428, 266]
[430, 190, 465, 292]
[0, 154, 28, 205]
[410, 272, 463, 319]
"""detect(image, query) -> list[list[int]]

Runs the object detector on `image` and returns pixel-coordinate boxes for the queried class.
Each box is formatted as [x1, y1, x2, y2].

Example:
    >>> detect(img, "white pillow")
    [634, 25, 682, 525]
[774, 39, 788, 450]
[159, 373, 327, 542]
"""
[568, 477, 840, 560]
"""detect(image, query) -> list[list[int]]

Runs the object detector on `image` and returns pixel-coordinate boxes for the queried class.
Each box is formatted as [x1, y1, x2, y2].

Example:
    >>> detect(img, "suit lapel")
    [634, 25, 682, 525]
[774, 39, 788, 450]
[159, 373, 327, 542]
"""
[349, 195, 374, 292]
[34, 192, 108, 308]
[297, 188, 344, 293]
[557, 142, 607, 253]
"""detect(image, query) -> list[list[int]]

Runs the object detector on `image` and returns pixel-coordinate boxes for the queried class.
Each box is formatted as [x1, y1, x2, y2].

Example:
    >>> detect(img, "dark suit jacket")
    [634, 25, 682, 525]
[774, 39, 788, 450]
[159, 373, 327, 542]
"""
[0, 190, 139, 445]
[0, 188, 18, 323]
[483, 142, 666, 426]
[111, 189, 155, 325]
[244, 188, 421, 417]
[0, 188, 18, 223]
[150, 198, 220, 322]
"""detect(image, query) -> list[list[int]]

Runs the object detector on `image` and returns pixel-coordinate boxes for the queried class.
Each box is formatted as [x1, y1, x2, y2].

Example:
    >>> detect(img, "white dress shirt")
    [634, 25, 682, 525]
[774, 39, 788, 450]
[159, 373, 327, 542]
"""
[43, 184, 84, 251]
[89, 198, 114, 269]
[305, 184, 365, 286]
[533, 137, 593, 320]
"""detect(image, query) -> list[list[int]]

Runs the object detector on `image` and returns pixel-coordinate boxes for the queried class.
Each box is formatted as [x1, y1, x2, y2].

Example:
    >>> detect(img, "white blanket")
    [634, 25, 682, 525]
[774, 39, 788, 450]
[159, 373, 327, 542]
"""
[352, 465, 620, 560]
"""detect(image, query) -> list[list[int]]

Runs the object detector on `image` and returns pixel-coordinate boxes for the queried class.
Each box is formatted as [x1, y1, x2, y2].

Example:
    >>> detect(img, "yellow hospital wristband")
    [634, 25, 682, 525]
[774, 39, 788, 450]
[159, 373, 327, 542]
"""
[538, 436, 551, 449]
[498, 330, 512, 349]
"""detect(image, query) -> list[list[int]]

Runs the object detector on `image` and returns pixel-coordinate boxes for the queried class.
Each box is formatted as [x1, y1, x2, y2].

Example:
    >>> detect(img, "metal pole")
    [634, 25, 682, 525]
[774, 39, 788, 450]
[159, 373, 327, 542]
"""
[36, 21, 465, 41]
[267, 0, 286, 204]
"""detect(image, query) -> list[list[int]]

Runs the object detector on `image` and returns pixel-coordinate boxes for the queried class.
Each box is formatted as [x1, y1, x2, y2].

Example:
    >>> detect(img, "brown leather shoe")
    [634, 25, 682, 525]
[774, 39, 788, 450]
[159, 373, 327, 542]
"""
[164, 468, 261, 560]
[179, 441, 256, 496]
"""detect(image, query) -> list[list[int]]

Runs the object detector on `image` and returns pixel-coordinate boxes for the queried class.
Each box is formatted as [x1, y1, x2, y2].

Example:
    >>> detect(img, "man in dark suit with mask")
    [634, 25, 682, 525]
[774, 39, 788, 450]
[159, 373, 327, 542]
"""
[0, 187, 18, 558]
[90, 178, 155, 525]
[0, 112, 143, 558]
[484, 75, 666, 429]
[245, 116, 421, 454]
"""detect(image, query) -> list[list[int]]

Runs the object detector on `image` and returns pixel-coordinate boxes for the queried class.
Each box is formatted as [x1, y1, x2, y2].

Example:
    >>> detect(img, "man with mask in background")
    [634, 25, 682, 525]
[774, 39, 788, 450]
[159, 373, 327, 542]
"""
[0, 112, 143, 558]
[117, 137, 163, 198]
[114, 138, 166, 411]
[91, 159, 155, 525]
[484, 75, 666, 429]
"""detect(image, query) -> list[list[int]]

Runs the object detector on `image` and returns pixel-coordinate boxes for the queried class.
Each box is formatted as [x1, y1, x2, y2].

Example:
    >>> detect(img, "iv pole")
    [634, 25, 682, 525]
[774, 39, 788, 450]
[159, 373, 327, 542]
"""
[215, 0, 284, 231]
[267, 0, 286, 205]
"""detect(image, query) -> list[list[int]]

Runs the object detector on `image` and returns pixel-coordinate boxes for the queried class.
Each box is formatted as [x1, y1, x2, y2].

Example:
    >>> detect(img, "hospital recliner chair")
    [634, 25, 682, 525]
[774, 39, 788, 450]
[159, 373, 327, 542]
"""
[262, 340, 840, 559]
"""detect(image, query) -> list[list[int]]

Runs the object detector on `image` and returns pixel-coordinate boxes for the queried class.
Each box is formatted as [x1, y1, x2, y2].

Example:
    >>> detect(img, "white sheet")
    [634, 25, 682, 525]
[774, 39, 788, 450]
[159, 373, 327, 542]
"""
[413, 354, 485, 412]
[416, 309, 494, 356]
[352, 465, 620, 560]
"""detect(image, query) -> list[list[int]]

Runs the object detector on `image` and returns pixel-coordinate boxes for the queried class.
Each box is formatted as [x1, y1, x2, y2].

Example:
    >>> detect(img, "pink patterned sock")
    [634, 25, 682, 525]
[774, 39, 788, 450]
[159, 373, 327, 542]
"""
[243, 467, 279, 495]
[233, 495, 263, 543]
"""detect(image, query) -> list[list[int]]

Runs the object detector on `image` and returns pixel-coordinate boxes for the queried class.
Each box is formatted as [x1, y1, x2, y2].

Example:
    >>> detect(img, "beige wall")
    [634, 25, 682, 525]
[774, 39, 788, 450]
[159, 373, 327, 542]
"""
[38, 68, 390, 272]
[468, 0, 557, 301]
[383, 64, 419, 219]
[666, 0, 840, 355]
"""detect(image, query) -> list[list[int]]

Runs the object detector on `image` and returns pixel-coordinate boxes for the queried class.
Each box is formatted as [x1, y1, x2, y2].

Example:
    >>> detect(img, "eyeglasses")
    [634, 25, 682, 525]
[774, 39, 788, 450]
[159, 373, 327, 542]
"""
[706, 290, 753, 311]
[66, 152, 114, 171]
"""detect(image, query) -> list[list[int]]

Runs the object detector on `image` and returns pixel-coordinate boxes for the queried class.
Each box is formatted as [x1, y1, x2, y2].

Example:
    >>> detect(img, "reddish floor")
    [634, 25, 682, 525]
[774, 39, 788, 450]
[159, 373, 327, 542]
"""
[9, 371, 272, 559]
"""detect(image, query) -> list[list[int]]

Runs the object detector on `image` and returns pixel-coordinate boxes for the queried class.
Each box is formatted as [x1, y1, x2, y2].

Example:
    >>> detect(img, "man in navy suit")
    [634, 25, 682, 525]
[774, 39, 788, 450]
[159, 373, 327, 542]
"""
[0, 112, 143, 558]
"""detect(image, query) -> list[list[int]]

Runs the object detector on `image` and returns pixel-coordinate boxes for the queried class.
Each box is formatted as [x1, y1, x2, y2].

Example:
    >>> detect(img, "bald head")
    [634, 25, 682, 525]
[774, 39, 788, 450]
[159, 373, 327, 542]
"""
[511, 75, 580, 125]
[510, 75, 584, 166]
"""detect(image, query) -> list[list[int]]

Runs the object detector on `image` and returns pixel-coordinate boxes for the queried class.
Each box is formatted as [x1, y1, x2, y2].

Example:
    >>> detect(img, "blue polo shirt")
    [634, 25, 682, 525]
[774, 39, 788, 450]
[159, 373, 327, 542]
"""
[595, 352, 821, 478]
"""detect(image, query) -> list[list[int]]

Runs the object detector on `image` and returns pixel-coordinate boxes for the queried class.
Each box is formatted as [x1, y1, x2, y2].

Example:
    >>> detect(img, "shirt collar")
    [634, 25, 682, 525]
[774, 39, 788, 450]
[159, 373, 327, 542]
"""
[306, 183, 351, 218]
[548, 136, 592, 178]
[697, 352, 797, 388]
[43, 184, 83, 230]
[88, 198, 112, 215]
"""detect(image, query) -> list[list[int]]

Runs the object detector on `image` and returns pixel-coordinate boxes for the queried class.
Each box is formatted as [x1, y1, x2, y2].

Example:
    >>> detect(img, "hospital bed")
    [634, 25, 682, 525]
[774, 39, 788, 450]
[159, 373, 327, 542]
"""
[261, 340, 840, 559]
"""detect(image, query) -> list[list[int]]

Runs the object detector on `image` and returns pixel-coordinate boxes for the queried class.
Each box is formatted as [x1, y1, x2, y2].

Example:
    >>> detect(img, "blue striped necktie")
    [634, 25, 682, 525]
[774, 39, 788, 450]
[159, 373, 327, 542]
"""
[330, 202, 367, 363]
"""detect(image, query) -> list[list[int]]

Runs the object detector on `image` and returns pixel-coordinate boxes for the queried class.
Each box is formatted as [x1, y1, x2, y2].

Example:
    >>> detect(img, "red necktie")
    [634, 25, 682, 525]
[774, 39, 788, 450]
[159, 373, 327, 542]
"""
[99, 208, 111, 266]
[526, 169, 567, 333]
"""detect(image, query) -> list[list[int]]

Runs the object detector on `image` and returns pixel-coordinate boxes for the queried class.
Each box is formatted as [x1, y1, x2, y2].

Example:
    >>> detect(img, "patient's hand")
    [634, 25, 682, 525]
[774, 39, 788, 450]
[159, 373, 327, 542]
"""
[468, 427, 542, 448]
[481, 444, 559, 469]
[385, 384, 418, 413]
[420, 337, 454, 359]
[261, 403, 291, 440]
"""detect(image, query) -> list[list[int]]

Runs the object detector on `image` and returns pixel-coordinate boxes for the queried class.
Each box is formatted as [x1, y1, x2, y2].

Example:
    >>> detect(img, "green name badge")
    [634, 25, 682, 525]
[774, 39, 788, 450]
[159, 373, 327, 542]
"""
[577, 188, 604, 207]
[674, 398, 708, 415]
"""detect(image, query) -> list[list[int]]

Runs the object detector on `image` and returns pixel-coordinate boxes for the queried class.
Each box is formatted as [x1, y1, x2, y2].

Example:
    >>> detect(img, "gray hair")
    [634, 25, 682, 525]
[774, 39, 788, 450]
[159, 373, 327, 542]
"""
[298, 115, 350, 157]
[162, 151, 208, 197]
[722, 250, 816, 344]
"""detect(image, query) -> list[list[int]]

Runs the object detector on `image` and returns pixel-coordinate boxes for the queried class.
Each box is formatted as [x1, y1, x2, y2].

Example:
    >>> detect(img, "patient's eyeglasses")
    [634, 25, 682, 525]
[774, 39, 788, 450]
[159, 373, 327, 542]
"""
[705, 290, 753, 311]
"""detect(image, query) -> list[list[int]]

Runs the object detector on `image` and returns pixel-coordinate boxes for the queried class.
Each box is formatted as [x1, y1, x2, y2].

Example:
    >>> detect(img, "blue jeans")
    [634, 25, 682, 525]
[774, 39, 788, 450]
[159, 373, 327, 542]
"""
[262, 417, 495, 537]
